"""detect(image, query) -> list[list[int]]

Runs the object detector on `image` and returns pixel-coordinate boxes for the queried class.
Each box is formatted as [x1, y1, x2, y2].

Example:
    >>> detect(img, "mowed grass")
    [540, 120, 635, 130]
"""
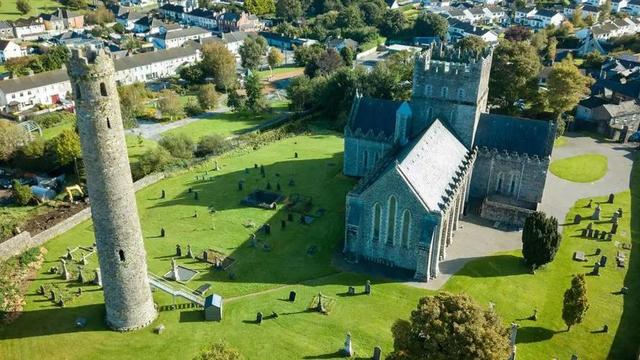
[554, 136, 568, 148]
[444, 187, 639, 359]
[0, 0, 63, 20]
[550, 153, 608, 183]
[0, 132, 435, 359]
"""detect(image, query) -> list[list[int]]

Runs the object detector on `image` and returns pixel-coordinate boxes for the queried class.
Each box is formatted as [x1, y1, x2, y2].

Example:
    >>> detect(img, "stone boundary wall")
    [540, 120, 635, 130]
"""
[480, 198, 534, 227]
[0, 173, 166, 261]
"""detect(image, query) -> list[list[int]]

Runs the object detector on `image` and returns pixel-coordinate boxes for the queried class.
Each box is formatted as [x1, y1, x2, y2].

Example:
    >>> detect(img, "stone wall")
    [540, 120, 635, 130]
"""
[0, 172, 165, 262]
[480, 197, 535, 226]
[343, 136, 393, 177]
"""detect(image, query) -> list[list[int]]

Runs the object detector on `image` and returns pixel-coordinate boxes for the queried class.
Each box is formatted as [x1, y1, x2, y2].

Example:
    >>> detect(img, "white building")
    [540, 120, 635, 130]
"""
[624, 0, 640, 15]
[0, 40, 26, 63]
[0, 45, 201, 111]
[514, 8, 566, 28]
[11, 18, 46, 39]
[152, 26, 211, 49]
[183, 8, 222, 29]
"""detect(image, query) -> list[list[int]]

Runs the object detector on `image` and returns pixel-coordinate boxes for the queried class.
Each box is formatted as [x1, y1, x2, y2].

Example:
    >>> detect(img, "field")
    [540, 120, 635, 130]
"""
[0, 0, 63, 20]
[0, 131, 638, 359]
[550, 153, 609, 183]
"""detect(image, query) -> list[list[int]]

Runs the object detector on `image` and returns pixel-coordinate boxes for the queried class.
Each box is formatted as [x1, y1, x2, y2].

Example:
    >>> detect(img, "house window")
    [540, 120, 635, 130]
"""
[441, 86, 448, 98]
[386, 196, 397, 245]
[401, 210, 411, 248]
[372, 203, 382, 242]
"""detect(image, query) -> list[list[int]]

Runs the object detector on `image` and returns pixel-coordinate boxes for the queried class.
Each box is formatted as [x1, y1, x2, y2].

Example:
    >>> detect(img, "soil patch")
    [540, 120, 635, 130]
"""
[21, 202, 88, 236]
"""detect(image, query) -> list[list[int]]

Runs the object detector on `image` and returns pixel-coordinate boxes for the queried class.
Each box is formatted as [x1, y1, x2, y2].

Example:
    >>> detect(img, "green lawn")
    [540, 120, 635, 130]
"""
[550, 153, 608, 183]
[125, 134, 157, 167]
[255, 66, 304, 79]
[0, 0, 63, 20]
[41, 116, 76, 140]
[554, 136, 568, 148]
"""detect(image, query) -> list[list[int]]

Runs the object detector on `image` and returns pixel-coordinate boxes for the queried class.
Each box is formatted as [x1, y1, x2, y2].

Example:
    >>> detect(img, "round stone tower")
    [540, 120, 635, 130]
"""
[67, 47, 156, 331]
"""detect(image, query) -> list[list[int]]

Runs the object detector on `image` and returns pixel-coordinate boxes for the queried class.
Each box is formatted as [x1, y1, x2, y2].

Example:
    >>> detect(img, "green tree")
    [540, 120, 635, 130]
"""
[530, 30, 549, 52]
[522, 211, 561, 268]
[112, 22, 126, 34]
[293, 44, 324, 67]
[336, 5, 363, 29]
[600, 0, 612, 21]
[12, 180, 32, 206]
[157, 89, 184, 120]
[489, 40, 542, 111]
[267, 47, 285, 68]
[305, 48, 343, 77]
[51, 129, 81, 166]
[340, 46, 354, 67]
[196, 134, 227, 156]
[119, 83, 150, 127]
[380, 10, 407, 37]
[414, 13, 448, 39]
[562, 274, 589, 331]
[227, 88, 247, 112]
[194, 342, 243, 360]
[504, 26, 531, 42]
[245, 0, 275, 15]
[86, 6, 114, 25]
[179, 64, 205, 84]
[158, 133, 194, 159]
[546, 59, 594, 119]
[0, 120, 28, 162]
[364, 50, 414, 101]
[359, 1, 385, 26]
[455, 36, 486, 54]
[275, 0, 303, 21]
[571, 6, 585, 27]
[16, 0, 31, 15]
[286, 75, 315, 111]
[388, 293, 511, 360]
[547, 36, 558, 62]
[239, 35, 268, 70]
[197, 84, 219, 110]
[136, 147, 174, 176]
[245, 73, 267, 112]
[584, 51, 605, 69]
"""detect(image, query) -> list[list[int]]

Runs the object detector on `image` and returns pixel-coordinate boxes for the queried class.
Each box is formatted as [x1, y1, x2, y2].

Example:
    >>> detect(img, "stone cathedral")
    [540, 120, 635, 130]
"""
[343, 45, 556, 281]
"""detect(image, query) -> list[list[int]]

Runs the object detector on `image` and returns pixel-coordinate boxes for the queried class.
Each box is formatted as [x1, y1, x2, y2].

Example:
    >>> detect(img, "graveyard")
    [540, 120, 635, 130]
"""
[0, 130, 638, 359]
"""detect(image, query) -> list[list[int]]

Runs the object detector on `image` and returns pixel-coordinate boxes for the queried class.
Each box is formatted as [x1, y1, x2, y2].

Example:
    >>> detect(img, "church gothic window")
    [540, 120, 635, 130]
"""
[401, 210, 411, 248]
[372, 203, 382, 242]
[509, 174, 518, 195]
[425, 84, 432, 96]
[496, 173, 504, 193]
[441, 86, 448, 98]
[387, 196, 397, 245]
[457, 89, 465, 100]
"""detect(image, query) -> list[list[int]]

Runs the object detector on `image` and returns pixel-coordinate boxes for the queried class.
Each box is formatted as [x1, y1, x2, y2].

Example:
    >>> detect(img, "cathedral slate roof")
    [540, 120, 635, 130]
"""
[395, 119, 469, 212]
[347, 96, 403, 138]
[476, 114, 555, 157]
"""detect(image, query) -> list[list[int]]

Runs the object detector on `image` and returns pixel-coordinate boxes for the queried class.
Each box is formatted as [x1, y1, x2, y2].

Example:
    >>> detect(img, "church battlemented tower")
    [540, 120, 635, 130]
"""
[67, 47, 156, 331]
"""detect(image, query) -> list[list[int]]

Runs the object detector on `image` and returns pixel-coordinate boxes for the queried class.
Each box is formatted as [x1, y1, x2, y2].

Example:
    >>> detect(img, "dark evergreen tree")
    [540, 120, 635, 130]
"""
[562, 274, 589, 331]
[522, 211, 561, 268]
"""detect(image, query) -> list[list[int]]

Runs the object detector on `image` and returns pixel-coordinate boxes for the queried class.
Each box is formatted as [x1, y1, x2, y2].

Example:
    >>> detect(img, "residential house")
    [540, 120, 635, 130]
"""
[624, 0, 640, 15]
[157, 0, 198, 12]
[326, 38, 359, 52]
[40, 8, 84, 31]
[133, 16, 166, 34]
[519, 9, 566, 28]
[50, 31, 104, 48]
[158, 4, 186, 21]
[0, 40, 26, 63]
[0, 21, 14, 38]
[117, 11, 146, 31]
[152, 26, 211, 49]
[0, 45, 201, 111]
[564, 4, 600, 21]
[183, 8, 222, 30]
[385, 0, 401, 9]
[576, 17, 640, 55]
[217, 11, 261, 32]
[612, 0, 629, 12]
[576, 96, 640, 140]
[448, 18, 499, 43]
[199, 31, 250, 55]
[11, 18, 46, 39]
[259, 32, 317, 51]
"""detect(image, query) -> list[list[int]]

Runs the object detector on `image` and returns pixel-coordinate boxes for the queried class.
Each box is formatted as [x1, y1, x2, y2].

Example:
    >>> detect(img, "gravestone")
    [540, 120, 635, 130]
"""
[160, 228, 165, 237]
[603, 324, 609, 333]
[50, 290, 56, 301]
[595, 248, 601, 256]
[621, 286, 629, 294]
[581, 229, 587, 237]
[611, 223, 618, 234]
[250, 234, 257, 248]
[288, 213, 293, 221]
[38, 285, 45, 295]
[254, 164, 258, 169]
[78, 267, 86, 283]
[348, 286, 355, 295]
[161, 189, 165, 199]
[344, 333, 353, 357]
[571, 355, 578, 360]
[594, 229, 600, 239]
[373, 346, 382, 360]
[608, 193, 615, 204]
[600, 255, 607, 267]
[193, 211, 198, 218]
[612, 212, 619, 224]
[188, 188, 192, 193]
[618, 208, 623, 218]
[289, 291, 296, 302]
[587, 222, 593, 230]
[204, 294, 223, 321]
[176, 244, 182, 257]
[61, 259, 71, 281]
[260, 165, 265, 176]
[600, 231, 607, 240]
[256, 312, 263, 324]
[365, 280, 371, 295]
[202, 250, 208, 263]
[154, 324, 165, 334]
[607, 233, 613, 241]
[214, 161, 219, 171]
[294, 152, 298, 158]
[509, 323, 518, 353]
[94, 268, 102, 287]
[238, 181, 243, 191]
[573, 214, 582, 225]
[316, 293, 326, 313]
[266, 182, 272, 190]
[592, 205, 601, 220]
[281, 220, 286, 229]
[592, 262, 600, 276]
[586, 199, 592, 208]
[77, 287, 83, 296]
[187, 244, 194, 258]
[276, 183, 281, 191]
[194, 192, 199, 200]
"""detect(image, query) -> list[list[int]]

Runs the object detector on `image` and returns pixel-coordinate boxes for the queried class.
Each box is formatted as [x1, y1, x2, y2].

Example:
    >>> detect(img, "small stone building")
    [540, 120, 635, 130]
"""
[343, 44, 555, 281]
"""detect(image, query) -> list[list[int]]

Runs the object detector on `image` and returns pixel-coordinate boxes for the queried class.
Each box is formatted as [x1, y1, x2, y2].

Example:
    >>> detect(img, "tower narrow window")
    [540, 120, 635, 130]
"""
[75, 84, 81, 99]
[441, 86, 448, 98]
[118, 249, 125, 262]
[457, 88, 465, 100]
[107, 118, 111, 129]
[387, 196, 397, 245]
[401, 210, 411, 248]
[510, 175, 517, 195]
[372, 203, 381, 242]
[100, 82, 108, 96]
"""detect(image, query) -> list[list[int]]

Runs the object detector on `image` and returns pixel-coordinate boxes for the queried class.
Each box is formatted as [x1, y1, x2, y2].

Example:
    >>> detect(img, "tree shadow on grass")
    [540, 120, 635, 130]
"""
[608, 156, 640, 359]
[302, 350, 345, 359]
[450, 254, 529, 278]
[516, 326, 557, 344]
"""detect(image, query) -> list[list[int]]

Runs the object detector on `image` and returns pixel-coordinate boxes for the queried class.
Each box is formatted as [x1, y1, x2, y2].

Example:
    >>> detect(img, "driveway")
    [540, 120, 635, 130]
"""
[539, 134, 635, 221]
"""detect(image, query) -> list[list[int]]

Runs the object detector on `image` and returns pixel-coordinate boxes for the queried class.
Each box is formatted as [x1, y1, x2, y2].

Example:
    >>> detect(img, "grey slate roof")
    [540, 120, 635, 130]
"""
[114, 45, 198, 71]
[347, 96, 404, 138]
[601, 100, 640, 117]
[0, 69, 68, 94]
[394, 119, 469, 212]
[476, 113, 555, 157]
[160, 26, 209, 40]
[579, 96, 608, 109]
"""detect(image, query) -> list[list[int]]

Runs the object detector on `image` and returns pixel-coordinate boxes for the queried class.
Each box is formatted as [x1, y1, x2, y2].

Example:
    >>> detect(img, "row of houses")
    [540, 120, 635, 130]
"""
[0, 9, 84, 40]
[0, 44, 201, 112]
[576, 17, 640, 55]
[158, 5, 262, 32]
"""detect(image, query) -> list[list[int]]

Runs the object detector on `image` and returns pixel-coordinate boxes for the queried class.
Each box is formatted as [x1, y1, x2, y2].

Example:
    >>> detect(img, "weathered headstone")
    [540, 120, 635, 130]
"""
[595, 248, 601, 256]
[611, 223, 618, 234]
[266, 182, 272, 190]
[594, 229, 600, 239]
[581, 229, 587, 237]
[600, 231, 607, 240]
[348, 286, 355, 295]
[592, 205, 601, 220]
[289, 291, 296, 302]
[607, 233, 613, 241]
[238, 181, 243, 191]
[592, 262, 600, 276]
[94, 268, 102, 287]
[618, 208, 623, 218]
[608, 193, 615, 204]
[176, 244, 182, 257]
[587, 222, 593, 230]
[600, 255, 608, 267]
[573, 214, 582, 225]
[587, 199, 593, 208]
[203, 250, 208, 263]
[276, 183, 281, 191]
[294, 152, 298, 158]
[61, 259, 71, 281]
[364, 280, 371, 295]
[344, 333, 353, 357]
[316, 293, 326, 313]
[66, 248, 73, 260]
[160, 228, 165, 237]
[172, 258, 180, 282]
[611, 212, 619, 224]
[38, 284, 45, 295]
[194, 191, 199, 200]
[154, 324, 165, 334]
[256, 312, 263, 324]
[78, 267, 86, 283]
[603, 324, 609, 333]
[373, 346, 382, 360]
[621, 286, 629, 294]
[187, 244, 194, 258]
[161, 189, 166, 199]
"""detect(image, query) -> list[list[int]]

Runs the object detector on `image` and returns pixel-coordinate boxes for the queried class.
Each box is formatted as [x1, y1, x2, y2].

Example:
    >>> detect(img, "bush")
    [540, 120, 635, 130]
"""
[196, 134, 227, 157]
[19, 248, 40, 266]
[12, 180, 32, 206]
[194, 343, 243, 360]
[135, 147, 174, 177]
[30, 111, 75, 129]
[184, 99, 203, 117]
[158, 133, 194, 159]
[197, 84, 219, 110]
